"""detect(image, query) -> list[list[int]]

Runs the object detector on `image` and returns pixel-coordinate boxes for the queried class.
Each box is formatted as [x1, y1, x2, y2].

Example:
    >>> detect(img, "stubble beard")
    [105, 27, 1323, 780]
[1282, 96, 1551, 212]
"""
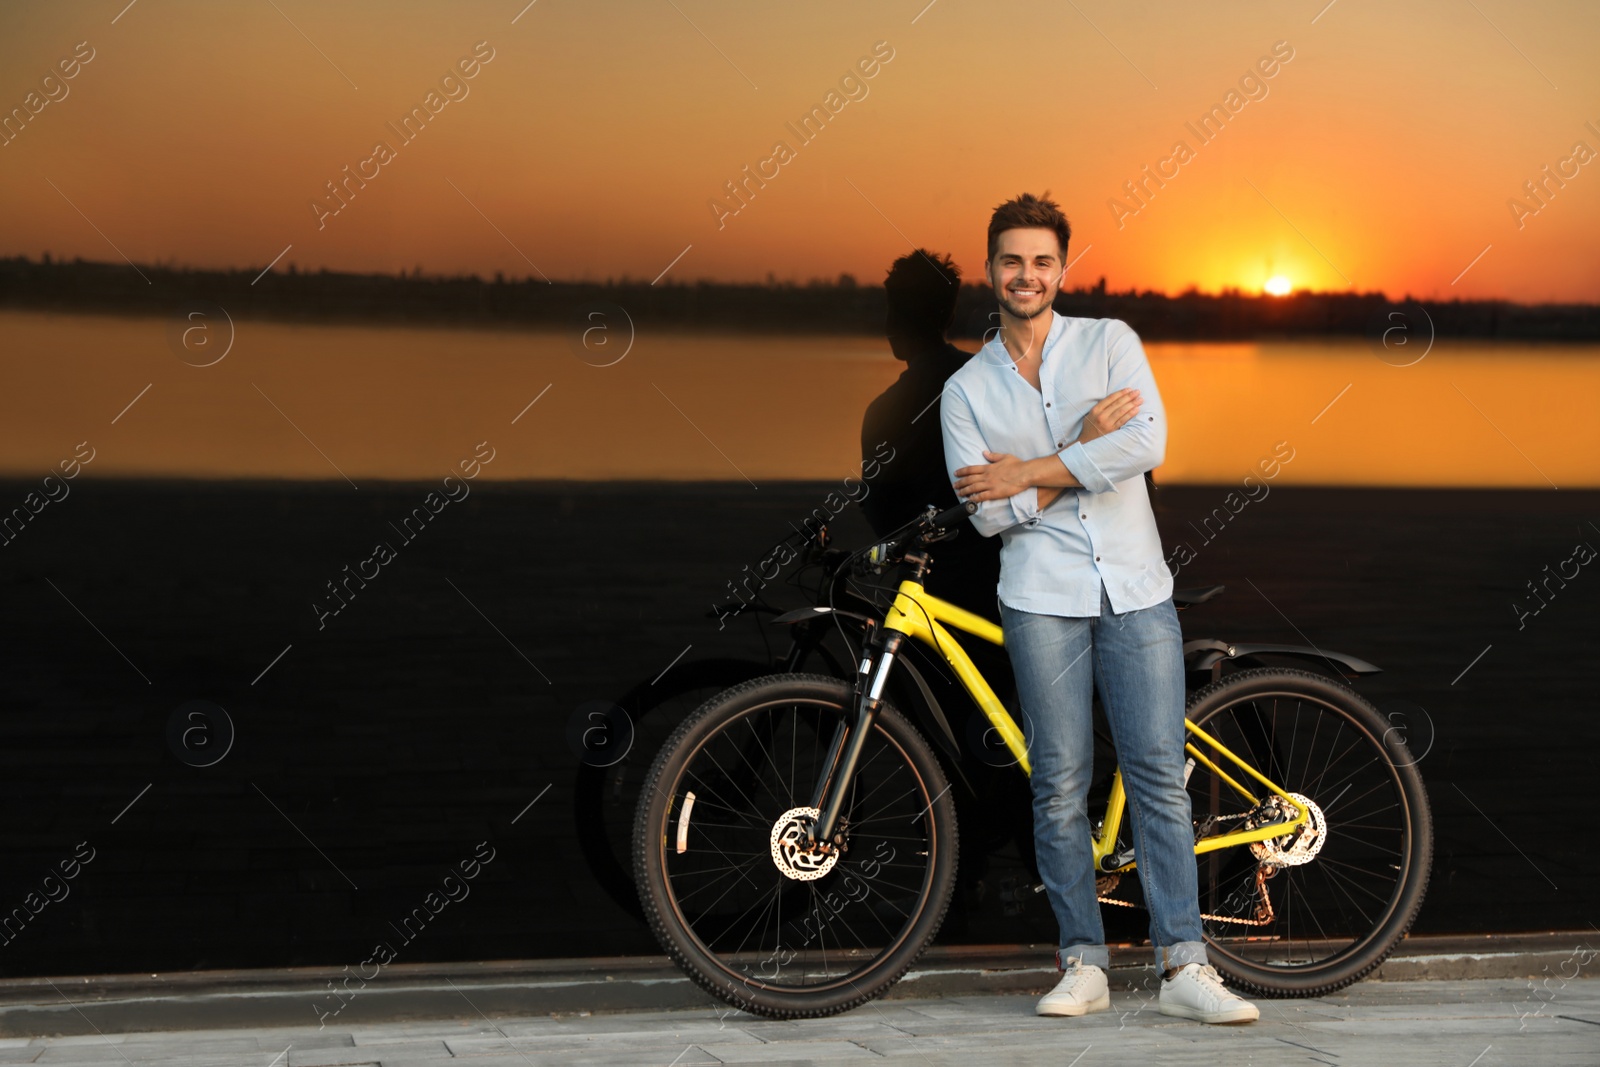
[997, 290, 1052, 322]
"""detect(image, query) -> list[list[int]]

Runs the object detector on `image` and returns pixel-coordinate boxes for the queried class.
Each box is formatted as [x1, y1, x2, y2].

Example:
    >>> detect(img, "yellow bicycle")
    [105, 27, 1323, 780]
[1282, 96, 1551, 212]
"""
[634, 502, 1432, 1018]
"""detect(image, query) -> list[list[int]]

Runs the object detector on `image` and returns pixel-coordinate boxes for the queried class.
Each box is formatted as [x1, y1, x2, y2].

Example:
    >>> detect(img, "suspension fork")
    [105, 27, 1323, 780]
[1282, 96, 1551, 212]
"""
[807, 627, 903, 844]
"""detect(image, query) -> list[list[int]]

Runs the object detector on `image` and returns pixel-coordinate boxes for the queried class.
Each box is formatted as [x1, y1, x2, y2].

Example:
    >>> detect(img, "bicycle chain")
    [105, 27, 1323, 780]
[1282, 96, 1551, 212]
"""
[1095, 858, 1278, 927]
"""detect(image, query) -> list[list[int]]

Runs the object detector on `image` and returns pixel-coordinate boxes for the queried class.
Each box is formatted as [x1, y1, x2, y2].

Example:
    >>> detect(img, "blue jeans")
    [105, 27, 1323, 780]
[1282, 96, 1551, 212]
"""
[999, 583, 1207, 973]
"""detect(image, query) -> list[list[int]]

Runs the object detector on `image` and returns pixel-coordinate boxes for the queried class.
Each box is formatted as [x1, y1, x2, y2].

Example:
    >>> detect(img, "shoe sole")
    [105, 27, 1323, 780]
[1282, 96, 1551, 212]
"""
[1037, 993, 1112, 1017]
[1157, 1002, 1260, 1025]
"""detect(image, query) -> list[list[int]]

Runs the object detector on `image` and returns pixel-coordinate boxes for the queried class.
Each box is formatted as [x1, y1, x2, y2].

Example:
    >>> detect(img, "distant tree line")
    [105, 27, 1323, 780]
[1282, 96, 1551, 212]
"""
[2, 254, 1597, 341]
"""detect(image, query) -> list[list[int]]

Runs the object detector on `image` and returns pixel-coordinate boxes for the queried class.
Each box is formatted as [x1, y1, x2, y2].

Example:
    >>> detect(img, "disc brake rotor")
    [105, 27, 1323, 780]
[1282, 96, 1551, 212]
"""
[770, 806, 841, 881]
[1249, 791, 1327, 867]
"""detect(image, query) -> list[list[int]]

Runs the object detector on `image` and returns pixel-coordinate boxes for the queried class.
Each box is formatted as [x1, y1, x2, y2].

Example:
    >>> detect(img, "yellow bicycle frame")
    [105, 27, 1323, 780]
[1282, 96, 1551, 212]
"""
[881, 578, 1309, 873]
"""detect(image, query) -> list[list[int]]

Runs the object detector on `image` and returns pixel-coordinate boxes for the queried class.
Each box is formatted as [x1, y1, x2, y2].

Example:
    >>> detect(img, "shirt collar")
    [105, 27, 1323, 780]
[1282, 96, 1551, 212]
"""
[982, 310, 1068, 369]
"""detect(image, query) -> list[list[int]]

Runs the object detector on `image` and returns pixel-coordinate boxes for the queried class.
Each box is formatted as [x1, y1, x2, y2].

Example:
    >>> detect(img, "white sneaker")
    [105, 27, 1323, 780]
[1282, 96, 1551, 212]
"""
[1158, 963, 1260, 1024]
[1036, 961, 1111, 1017]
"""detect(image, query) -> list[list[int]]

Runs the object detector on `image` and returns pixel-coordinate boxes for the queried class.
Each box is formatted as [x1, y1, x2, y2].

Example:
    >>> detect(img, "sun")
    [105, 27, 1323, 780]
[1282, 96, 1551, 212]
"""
[1264, 275, 1293, 296]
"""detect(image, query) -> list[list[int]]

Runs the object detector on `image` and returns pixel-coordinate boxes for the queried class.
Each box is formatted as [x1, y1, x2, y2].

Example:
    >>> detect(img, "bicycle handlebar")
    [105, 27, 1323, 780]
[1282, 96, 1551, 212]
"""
[856, 500, 977, 575]
[930, 500, 978, 530]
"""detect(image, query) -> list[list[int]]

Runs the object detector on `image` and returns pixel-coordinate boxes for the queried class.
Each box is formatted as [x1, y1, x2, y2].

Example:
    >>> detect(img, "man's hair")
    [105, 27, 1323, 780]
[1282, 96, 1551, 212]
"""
[884, 249, 961, 332]
[987, 192, 1072, 263]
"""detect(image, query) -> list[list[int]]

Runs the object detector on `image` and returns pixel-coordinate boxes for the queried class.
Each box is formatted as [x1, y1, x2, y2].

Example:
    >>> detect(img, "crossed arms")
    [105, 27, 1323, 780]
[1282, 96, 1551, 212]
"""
[952, 387, 1142, 510]
[941, 328, 1167, 536]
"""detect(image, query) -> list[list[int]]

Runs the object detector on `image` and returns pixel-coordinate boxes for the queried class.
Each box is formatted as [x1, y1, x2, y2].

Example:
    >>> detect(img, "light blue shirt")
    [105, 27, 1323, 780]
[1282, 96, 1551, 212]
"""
[940, 313, 1173, 617]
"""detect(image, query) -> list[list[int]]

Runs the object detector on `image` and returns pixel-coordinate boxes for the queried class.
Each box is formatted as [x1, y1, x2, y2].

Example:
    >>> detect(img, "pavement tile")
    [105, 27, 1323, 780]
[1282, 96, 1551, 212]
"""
[728, 1020, 907, 1043]
[694, 1040, 880, 1063]
[539, 1051, 723, 1067]
[284, 1051, 383, 1067]
[117, 1035, 267, 1054]
[34, 1049, 141, 1065]
[495, 1020, 763, 1043]
[338, 1039, 453, 1057]
[477, 1024, 761, 1045]
[348, 1023, 487, 1042]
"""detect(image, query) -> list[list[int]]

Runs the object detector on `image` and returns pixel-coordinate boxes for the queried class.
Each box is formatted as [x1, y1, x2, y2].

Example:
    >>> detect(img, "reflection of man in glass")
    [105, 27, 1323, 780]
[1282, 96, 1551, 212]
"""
[859, 251, 1018, 937]
[859, 250, 1001, 621]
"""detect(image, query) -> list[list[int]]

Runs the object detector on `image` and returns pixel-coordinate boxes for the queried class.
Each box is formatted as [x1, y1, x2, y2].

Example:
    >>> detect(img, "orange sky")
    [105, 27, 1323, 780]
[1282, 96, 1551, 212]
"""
[1, 0, 1597, 301]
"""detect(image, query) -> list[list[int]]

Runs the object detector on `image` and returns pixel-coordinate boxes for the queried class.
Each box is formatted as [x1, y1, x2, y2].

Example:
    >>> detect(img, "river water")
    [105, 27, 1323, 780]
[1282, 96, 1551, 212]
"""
[3, 310, 1594, 487]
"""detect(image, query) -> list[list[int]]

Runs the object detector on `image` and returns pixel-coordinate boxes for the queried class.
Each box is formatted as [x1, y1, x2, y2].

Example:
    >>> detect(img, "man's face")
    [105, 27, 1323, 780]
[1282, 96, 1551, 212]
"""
[985, 227, 1064, 322]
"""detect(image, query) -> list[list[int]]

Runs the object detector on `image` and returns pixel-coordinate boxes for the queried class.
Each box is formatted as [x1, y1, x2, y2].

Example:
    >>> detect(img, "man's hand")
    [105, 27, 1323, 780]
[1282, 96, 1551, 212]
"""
[953, 450, 1031, 503]
[1078, 388, 1142, 444]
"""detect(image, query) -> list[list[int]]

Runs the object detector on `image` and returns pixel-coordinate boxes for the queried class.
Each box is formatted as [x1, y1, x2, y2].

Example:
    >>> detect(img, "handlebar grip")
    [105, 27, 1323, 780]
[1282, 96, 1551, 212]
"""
[931, 501, 977, 529]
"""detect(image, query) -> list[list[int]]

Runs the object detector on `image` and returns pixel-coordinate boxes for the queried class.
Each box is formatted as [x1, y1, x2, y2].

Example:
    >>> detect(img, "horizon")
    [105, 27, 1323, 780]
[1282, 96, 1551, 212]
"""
[1, 3, 1595, 302]
[9, 252, 1600, 309]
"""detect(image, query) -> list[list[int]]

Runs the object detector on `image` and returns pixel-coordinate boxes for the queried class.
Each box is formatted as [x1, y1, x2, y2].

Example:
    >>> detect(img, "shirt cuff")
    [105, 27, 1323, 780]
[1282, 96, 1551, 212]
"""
[1060, 441, 1117, 494]
[1007, 486, 1042, 527]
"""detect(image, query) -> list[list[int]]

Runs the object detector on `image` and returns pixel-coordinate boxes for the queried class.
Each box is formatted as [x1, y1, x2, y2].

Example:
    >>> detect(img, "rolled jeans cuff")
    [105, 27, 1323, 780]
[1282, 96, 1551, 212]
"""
[1057, 945, 1110, 971]
[1159, 940, 1209, 972]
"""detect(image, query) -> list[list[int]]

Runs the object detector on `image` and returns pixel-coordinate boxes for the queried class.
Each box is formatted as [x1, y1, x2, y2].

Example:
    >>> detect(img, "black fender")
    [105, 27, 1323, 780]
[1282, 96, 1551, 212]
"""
[1183, 637, 1381, 678]
[770, 605, 876, 628]
[771, 605, 975, 796]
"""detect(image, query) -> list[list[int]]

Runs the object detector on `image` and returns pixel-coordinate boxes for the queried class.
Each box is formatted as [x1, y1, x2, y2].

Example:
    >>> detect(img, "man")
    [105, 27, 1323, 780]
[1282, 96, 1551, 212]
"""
[940, 192, 1258, 1025]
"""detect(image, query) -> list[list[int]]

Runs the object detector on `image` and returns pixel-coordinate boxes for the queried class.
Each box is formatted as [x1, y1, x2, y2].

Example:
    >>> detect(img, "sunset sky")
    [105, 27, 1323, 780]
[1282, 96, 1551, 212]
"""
[2, 0, 1597, 302]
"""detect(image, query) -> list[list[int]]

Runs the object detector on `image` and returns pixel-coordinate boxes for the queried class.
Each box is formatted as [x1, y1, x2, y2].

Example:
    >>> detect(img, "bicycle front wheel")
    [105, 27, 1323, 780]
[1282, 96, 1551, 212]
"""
[1185, 667, 1432, 997]
[633, 673, 958, 1019]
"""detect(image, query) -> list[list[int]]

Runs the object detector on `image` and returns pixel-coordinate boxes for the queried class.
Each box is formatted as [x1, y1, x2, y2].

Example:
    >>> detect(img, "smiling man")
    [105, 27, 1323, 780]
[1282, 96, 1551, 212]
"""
[939, 192, 1258, 1025]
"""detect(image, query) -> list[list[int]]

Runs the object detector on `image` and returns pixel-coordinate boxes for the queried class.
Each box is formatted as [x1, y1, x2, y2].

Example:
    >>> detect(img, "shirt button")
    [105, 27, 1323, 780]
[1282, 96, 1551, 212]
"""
[1095, 555, 1101, 561]
[1046, 402, 1051, 407]
[1056, 441, 1064, 448]
[1081, 514, 1087, 519]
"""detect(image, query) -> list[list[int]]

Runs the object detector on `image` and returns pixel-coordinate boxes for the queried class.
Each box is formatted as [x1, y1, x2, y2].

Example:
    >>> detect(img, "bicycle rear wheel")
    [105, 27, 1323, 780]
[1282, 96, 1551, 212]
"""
[633, 673, 958, 1019]
[1184, 667, 1432, 997]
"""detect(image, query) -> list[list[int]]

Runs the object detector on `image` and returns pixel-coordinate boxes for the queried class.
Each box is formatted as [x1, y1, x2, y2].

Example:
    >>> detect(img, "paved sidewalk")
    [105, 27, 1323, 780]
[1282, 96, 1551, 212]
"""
[5, 978, 1596, 1066]
[3, 934, 1590, 1036]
